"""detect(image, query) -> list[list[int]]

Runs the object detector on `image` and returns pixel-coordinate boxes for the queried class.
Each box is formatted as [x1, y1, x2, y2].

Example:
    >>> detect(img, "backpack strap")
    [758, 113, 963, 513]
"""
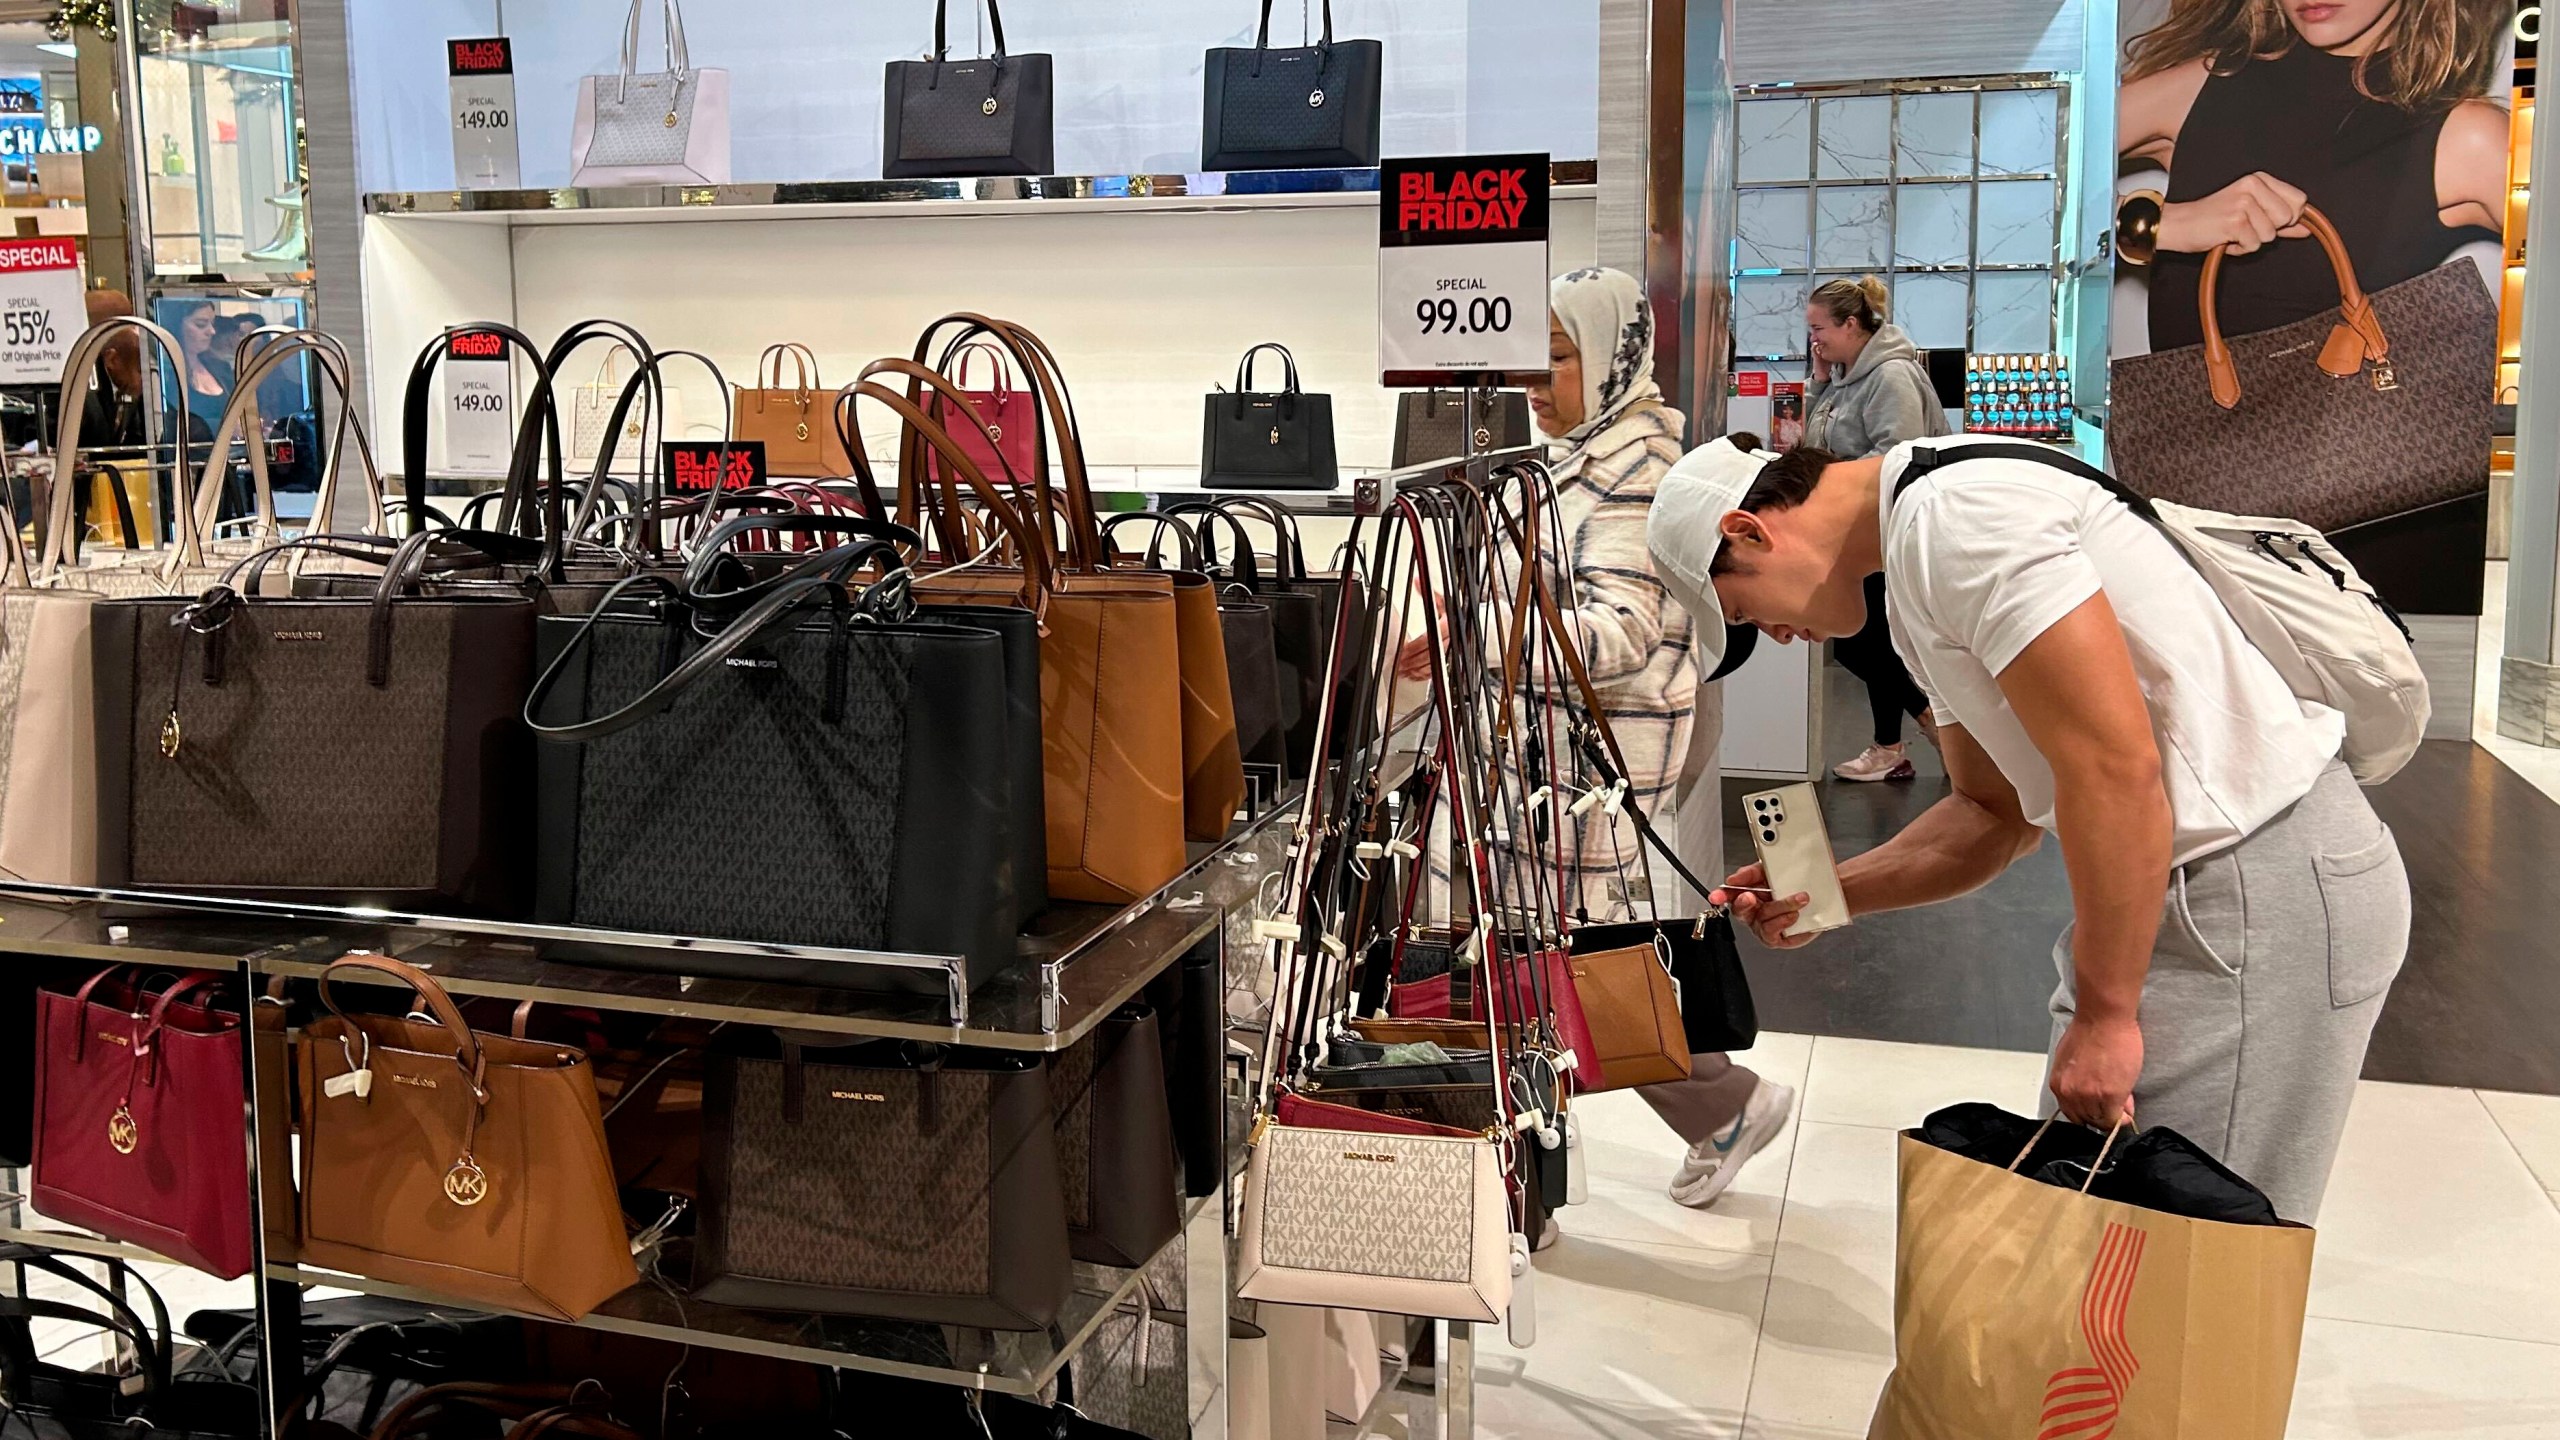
[1892, 440, 2159, 524]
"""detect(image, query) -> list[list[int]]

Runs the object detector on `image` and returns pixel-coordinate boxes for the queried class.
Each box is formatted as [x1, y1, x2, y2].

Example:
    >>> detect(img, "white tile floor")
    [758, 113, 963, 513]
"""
[1469, 1033, 2560, 1440]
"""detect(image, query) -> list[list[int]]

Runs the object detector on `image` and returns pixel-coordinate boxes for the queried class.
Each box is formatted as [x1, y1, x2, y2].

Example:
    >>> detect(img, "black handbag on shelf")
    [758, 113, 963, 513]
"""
[525, 541, 1023, 991]
[1204, 495, 1353, 775]
[1102, 510, 1287, 782]
[0, 1245, 256, 1440]
[1392, 389, 1534, 467]
[1200, 0, 1383, 171]
[1055, 1004, 1183, 1268]
[883, 0, 1055, 179]
[691, 1036, 1071, 1330]
[1202, 343, 1337, 492]
[1141, 939, 1227, 1200]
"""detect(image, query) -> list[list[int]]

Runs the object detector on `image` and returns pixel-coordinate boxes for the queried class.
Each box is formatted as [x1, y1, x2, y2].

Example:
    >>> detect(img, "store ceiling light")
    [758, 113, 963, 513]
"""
[35, 43, 77, 58]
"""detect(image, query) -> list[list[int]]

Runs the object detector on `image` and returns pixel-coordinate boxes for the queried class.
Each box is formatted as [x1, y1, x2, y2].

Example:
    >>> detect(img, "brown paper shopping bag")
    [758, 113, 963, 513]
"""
[1867, 1126, 2315, 1440]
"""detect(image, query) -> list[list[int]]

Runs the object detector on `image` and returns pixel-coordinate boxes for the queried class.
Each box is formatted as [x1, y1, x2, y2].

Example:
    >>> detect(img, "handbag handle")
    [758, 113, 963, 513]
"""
[933, 0, 1009, 61]
[400, 322, 567, 578]
[756, 342, 819, 400]
[617, 0, 691, 93]
[527, 543, 904, 743]
[1162, 499, 1266, 590]
[1211, 494, 1313, 582]
[946, 340, 1014, 400]
[197, 330, 383, 565]
[2197, 204, 2389, 410]
[851, 355, 1051, 570]
[1100, 509, 1204, 572]
[368, 1382, 581, 1440]
[1254, 0, 1334, 50]
[1234, 342, 1302, 398]
[909, 313, 1105, 571]
[682, 512, 921, 596]
[542, 319, 660, 550]
[43, 315, 207, 579]
[0, 1244, 172, 1405]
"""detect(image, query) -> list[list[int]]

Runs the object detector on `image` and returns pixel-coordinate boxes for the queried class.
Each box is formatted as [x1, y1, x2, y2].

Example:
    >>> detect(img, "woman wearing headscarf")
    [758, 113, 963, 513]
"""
[1404, 267, 1792, 1214]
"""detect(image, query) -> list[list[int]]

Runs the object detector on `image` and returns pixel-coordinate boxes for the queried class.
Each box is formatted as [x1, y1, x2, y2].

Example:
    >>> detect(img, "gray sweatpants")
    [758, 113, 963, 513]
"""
[2043, 761, 2409, 1224]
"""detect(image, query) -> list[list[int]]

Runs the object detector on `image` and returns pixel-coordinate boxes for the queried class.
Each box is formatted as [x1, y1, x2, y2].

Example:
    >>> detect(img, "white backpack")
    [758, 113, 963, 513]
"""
[1897, 443, 2429, 785]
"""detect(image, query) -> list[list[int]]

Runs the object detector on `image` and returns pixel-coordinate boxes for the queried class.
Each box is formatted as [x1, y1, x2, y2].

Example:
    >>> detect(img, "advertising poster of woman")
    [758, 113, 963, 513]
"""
[2110, 0, 2514, 613]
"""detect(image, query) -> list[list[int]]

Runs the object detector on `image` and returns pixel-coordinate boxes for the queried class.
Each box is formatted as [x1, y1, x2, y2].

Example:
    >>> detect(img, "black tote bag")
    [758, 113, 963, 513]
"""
[1202, 343, 1337, 492]
[1200, 0, 1382, 171]
[883, 0, 1055, 179]
[1392, 389, 1533, 467]
[525, 546, 1022, 991]
[1167, 500, 1314, 777]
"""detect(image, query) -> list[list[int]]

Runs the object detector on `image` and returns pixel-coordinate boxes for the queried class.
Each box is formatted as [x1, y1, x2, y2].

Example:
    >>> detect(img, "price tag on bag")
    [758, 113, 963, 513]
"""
[447, 37, 519, 190]
[443, 329, 513, 476]
[0, 237, 82, 385]
[1378, 153, 1551, 386]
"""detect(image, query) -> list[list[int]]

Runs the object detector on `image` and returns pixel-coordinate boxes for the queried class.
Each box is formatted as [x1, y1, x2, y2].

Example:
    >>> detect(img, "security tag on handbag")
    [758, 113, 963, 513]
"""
[446, 38, 521, 189]
[1506, 1233, 1537, 1347]
[324, 1032, 372, 1100]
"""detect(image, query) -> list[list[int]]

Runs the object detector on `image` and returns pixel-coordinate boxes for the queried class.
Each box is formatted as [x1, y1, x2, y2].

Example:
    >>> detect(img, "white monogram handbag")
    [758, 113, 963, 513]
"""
[1235, 1119, 1512, 1323]
[570, 0, 731, 187]
[569, 345, 682, 471]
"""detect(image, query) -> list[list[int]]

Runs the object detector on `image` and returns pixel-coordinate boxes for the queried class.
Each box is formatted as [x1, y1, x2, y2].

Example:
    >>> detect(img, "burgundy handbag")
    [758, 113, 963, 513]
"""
[927, 341, 1038, 488]
[31, 968, 251, 1278]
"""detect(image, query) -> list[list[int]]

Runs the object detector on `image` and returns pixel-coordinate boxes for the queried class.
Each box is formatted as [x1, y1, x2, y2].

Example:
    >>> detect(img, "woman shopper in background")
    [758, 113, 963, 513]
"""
[1802, 277, 1946, 783]
[1402, 267, 1795, 1212]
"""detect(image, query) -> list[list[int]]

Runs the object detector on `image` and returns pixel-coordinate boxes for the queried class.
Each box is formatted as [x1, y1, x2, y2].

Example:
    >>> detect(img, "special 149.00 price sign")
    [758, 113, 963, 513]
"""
[1377, 153, 1550, 386]
[447, 37, 520, 190]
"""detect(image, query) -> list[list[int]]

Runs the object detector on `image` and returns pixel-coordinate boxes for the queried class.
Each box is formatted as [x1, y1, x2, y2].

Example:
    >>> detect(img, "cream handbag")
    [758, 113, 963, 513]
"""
[1234, 1120, 1512, 1324]
[570, 0, 731, 186]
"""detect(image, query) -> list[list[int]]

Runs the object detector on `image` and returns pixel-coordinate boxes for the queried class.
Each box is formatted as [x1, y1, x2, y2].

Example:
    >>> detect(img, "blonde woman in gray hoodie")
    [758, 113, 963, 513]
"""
[1804, 276, 1948, 783]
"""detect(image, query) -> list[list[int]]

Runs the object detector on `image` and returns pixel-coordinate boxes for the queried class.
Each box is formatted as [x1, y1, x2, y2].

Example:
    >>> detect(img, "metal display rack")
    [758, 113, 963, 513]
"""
[0, 788, 1476, 1439]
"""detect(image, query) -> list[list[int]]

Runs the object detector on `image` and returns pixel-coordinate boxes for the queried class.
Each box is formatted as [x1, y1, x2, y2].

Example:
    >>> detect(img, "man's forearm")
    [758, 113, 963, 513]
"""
[2051, 769, 2172, 1023]
[1837, 790, 2038, 917]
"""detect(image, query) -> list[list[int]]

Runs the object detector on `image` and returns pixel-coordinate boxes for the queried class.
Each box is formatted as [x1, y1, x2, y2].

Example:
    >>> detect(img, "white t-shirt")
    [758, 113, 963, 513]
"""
[1880, 437, 2344, 865]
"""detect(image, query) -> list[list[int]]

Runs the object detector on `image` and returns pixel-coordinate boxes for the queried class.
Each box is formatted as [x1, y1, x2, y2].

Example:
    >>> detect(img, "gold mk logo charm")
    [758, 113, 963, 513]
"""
[107, 1104, 138, 1155]
[444, 1156, 490, 1207]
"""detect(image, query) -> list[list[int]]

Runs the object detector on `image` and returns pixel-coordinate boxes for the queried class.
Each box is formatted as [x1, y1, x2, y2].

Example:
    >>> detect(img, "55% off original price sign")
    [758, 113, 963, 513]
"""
[1377, 153, 1550, 385]
[0, 237, 83, 385]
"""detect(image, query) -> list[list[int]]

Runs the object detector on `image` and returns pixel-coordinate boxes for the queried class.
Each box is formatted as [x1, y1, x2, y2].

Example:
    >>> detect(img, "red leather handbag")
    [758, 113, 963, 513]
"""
[1466, 948, 1607, 1091]
[927, 341, 1039, 487]
[32, 968, 252, 1278]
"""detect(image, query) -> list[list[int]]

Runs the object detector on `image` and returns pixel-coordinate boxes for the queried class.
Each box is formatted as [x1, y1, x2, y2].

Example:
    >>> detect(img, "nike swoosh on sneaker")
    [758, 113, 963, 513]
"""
[1709, 1112, 1748, 1154]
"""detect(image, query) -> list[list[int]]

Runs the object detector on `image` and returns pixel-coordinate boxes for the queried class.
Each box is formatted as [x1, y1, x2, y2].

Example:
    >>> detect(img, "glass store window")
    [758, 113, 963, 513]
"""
[1730, 77, 2067, 374]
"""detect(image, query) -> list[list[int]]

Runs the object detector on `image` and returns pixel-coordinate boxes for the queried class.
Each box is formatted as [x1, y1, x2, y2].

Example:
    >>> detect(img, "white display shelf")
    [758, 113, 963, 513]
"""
[363, 162, 1598, 226]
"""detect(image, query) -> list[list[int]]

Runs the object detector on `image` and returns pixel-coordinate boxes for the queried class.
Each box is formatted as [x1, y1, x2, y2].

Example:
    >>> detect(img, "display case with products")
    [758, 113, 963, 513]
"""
[130, 5, 304, 276]
[1964, 351, 2072, 440]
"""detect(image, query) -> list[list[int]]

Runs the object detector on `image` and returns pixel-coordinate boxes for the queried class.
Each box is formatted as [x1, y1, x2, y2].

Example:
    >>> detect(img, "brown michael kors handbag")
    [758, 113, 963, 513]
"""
[731, 342, 854, 477]
[2109, 204, 2496, 533]
[295, 953, 637, 1321]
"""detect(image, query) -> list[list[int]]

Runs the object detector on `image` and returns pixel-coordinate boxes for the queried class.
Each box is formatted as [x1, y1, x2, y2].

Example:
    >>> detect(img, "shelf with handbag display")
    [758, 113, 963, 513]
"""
[361, 161, 1598, 224]
[0, 310, 1348, 1432]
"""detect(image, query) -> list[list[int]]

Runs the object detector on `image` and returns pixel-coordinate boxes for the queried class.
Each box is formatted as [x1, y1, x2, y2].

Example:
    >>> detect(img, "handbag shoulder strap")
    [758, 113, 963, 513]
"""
[1100, 510, 1202, 572]
[45, 315, 202, 578]
[934, 0, 1009, 60]
[1253, 0, 1333, 49]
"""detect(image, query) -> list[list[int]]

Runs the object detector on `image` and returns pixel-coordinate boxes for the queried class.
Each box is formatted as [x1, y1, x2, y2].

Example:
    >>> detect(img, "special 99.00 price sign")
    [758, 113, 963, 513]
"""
[1376, 154, 1549, 386]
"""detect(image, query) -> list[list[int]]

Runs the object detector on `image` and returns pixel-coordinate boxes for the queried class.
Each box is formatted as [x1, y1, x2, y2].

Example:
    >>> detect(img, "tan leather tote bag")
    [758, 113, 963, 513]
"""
[852, 348, 1189, 904]
[730, 342, 851, 477]
[296, 953, 637, 1321]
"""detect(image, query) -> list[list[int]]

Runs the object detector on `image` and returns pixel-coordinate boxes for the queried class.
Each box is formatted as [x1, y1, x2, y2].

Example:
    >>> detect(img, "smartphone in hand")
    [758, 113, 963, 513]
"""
[1743, 783, 1850, 937]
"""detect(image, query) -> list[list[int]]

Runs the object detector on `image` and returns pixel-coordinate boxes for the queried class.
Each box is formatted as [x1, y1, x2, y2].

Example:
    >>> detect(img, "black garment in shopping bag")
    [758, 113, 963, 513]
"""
[526, 547, 1022, 990]
[1203, 343, 1337, 491]
[1200, 0, 1382, 171]
[882, 0, 1055, 178]
[1914, 1102, 2283, 1227]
